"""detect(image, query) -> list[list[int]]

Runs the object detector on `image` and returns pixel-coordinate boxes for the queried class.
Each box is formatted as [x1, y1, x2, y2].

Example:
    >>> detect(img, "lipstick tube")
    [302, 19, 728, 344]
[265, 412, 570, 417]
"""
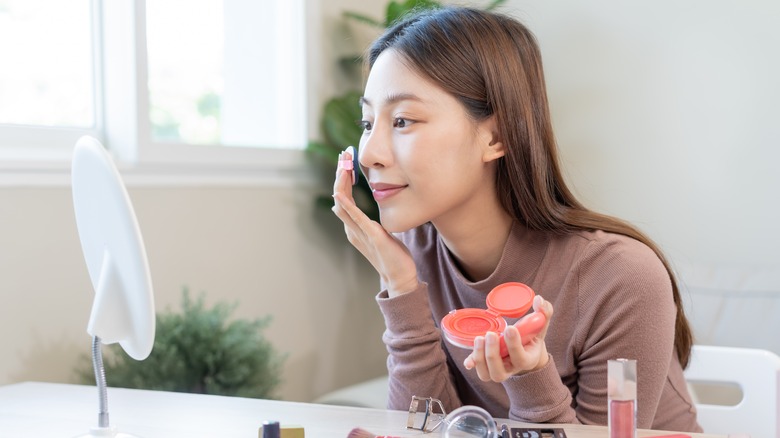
[608, 358, 637, 438]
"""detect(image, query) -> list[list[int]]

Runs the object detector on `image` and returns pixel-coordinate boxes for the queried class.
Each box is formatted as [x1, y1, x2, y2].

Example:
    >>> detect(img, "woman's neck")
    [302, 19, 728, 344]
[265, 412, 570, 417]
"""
[434, 205, 514, 283]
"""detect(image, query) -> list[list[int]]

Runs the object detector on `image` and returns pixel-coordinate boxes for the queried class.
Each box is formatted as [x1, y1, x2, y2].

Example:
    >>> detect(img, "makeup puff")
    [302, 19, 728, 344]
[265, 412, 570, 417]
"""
[337, 145, 360, 185]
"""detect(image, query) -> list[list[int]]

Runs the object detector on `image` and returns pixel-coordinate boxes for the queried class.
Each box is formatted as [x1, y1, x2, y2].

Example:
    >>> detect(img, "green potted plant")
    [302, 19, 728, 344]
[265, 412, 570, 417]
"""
[306, 0, 506, 222]
[75, 288, 285, 399]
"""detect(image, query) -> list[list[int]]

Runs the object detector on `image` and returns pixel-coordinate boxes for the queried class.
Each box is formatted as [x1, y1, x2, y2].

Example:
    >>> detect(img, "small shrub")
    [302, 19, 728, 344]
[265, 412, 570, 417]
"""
[75, 288, 285, 399]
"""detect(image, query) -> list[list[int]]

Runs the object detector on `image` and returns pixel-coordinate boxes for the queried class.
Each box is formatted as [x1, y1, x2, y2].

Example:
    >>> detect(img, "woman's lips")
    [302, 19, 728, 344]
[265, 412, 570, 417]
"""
[370, 182, 407, 202]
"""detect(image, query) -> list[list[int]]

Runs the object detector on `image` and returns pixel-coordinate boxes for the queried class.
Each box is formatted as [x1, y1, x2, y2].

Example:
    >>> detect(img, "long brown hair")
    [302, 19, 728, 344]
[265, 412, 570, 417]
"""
[366, 7, 693, 367]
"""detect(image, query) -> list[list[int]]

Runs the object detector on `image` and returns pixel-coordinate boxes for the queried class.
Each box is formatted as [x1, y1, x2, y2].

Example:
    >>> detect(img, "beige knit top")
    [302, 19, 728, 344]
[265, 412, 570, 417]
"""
[376, 221, 701, 432]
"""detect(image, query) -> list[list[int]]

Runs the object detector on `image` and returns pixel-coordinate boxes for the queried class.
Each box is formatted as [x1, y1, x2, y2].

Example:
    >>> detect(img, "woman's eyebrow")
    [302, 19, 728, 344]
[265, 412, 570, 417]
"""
[359, 92, 424, 108]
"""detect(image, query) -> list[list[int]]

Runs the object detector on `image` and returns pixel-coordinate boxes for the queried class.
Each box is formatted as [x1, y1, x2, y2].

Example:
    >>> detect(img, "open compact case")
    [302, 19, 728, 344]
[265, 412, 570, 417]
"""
[440, 282, 546, 357]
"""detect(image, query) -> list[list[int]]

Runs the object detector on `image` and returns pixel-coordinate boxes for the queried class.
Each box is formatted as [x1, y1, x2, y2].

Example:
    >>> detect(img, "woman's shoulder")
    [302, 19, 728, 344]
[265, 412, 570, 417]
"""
[569, 228, 672, 295]
[574, 228, 658, 260]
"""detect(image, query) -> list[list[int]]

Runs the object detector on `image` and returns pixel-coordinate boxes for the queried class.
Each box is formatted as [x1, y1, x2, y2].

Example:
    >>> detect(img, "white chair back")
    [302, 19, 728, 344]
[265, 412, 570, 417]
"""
[685, 345, 780, 438]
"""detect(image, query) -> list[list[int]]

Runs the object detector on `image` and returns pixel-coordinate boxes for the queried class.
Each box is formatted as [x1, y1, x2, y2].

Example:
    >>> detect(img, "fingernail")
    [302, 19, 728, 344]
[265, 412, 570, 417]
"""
[505, 326, 516, 339]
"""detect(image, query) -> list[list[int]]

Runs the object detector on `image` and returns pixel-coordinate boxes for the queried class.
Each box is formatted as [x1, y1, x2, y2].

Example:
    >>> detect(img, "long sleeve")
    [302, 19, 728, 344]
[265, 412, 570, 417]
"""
[375, 282, 463, 411]
[503, 356, 576, 423]
[563, 237, 678, 428]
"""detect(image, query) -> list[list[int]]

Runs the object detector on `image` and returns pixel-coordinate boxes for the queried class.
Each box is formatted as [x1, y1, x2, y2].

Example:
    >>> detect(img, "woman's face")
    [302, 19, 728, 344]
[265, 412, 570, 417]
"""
[359, 49, 501, 233]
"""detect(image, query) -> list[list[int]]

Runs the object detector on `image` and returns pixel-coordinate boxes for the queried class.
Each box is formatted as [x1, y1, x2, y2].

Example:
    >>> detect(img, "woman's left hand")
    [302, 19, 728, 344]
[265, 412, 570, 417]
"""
[463, 295, 554, 382]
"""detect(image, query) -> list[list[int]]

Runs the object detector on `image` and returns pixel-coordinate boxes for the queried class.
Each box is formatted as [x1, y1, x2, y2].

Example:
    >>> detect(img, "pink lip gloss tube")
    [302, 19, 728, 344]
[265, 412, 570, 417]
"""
[608, 358, 637, 438]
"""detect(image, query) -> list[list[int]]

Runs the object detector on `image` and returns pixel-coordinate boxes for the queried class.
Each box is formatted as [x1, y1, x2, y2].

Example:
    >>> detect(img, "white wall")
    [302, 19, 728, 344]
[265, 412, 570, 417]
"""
[0, 184, 389, 402]
[1, 0, 778, 404]
[506, 0, 780, 353]
[508, 0, 780, 269]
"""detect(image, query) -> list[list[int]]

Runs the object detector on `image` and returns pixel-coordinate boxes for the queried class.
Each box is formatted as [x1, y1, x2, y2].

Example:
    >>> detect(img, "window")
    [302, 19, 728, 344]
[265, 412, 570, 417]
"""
[145, 0, 306, 149]
[0, 0, 307, 177]
[0, 0, 95, 128]
[0, 0, 100, 162]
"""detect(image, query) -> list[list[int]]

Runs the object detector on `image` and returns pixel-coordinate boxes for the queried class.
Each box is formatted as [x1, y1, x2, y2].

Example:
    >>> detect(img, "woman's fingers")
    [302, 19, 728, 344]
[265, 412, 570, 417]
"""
[468, 333, 511, 382]
[533, 295, 554, 339]
[334, 192, 372, 230]
[333, 191, 388, 255]
[470, 336, 490, 381]
[333, 149, 356, 202]
[464, 297, 555, 382]
[504, 325, 537, 372]
[484, 332, 510, 381]
[503, 325, 524, 368]
[332, 149, 363, 231]
[503, 298, 552, 374]
[331, 193, 358, 234]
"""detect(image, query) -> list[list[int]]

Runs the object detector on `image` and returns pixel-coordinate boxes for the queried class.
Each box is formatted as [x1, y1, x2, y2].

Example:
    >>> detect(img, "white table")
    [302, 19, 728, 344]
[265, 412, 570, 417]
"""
[0, 382, 723, 437]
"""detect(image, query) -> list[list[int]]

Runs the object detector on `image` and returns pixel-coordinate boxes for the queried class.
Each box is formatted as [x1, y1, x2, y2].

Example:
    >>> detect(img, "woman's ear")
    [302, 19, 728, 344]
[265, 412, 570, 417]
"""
[480, 116, 505, 163]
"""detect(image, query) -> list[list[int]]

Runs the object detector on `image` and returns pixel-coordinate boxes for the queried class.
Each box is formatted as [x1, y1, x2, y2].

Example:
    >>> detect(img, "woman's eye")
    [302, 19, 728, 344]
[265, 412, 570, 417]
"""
[359, 120, 373, 131]
[393, 117, 410, 128]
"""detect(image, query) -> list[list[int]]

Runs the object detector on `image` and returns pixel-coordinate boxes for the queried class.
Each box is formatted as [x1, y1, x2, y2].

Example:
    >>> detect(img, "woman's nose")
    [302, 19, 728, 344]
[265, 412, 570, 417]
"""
[358, 127, 392, 172]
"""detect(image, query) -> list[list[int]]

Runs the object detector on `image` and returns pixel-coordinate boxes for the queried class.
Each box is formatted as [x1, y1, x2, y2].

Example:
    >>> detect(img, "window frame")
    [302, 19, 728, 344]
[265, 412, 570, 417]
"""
[0, 0, 313, 186]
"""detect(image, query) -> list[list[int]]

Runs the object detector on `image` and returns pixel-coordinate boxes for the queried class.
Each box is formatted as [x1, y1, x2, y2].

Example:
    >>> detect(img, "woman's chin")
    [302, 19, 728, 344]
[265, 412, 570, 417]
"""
[378, 210, 425, 234]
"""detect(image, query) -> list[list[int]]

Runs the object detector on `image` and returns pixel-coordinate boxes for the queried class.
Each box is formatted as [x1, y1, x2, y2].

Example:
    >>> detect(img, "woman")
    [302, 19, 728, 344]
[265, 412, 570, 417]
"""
[332, 6, 701, 432]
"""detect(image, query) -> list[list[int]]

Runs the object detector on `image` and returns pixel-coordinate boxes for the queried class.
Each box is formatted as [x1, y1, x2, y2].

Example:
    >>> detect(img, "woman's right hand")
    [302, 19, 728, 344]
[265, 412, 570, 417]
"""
[463, 295, 554, 382]
[332, 148, 419, 297]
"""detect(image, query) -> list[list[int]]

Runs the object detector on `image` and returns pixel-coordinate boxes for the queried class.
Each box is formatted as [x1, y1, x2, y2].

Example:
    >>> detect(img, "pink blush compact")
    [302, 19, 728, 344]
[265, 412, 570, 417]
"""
[441, 282, 546, 357]
[444, 308, 507, 348]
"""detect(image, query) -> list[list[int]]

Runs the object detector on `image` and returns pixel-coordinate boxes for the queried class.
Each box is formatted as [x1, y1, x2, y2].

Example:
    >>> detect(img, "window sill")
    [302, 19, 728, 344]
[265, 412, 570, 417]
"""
[0, 149, 319, 188]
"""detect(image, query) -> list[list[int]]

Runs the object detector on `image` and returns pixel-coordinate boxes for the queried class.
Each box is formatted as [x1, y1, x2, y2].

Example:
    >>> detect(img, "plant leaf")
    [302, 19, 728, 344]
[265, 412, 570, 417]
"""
[306, 140, 341, 166]
[343, 11, 384, 28]
[338, 54, 364, 78]
[484, 0, 507, 11]
[321, 90, 364, 150]
[73, 289, 285, 399]
[315, 194, 335, 211]
[385, 0, 442, 27]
